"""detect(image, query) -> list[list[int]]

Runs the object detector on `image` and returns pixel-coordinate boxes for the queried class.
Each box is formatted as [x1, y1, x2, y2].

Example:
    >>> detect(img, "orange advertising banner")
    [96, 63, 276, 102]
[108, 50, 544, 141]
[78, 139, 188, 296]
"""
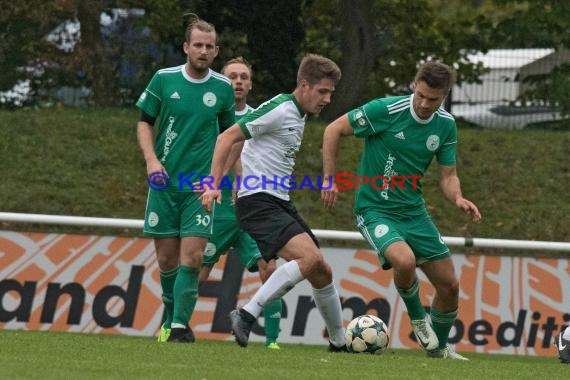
[1, 231, 568, 356]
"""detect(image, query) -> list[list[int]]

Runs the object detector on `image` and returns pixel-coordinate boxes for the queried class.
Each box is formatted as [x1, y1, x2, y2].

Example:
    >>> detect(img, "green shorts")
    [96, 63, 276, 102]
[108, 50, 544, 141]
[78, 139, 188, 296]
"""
[143, 189, 214, 238]
[355, 209, 450, 270]
[202, 217, 262, 272]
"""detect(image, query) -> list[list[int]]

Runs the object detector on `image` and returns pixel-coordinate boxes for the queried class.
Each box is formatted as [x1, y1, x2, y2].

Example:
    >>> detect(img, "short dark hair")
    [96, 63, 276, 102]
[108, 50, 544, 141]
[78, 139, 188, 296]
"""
[222, 57, 253, 78]
[184, 13, 216, 42]
[297, 54, 341, 86]
[415, 62, 455, 92]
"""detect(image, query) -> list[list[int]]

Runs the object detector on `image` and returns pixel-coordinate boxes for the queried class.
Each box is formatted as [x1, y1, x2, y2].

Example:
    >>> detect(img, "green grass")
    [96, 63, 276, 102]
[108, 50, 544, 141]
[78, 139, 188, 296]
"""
[0, 330, 566, 380]
[0, 107, 569, 246]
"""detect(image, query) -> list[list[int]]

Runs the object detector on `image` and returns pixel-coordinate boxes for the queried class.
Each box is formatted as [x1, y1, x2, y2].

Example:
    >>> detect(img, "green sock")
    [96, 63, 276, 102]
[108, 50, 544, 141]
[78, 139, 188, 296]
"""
[430, 308, 457, 349]
[172, 265, 199, 327]
[263, 298, 282, 345]
[396, 278, 426, 321]
[159, 266, 179, 328]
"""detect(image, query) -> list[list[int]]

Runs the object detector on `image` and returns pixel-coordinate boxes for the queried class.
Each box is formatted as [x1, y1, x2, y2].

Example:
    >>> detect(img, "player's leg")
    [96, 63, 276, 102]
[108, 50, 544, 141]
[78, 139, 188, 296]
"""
[168, 193, 212, 343]
[257, 258, 282, 349]
[356, 211, 438, 351]
[237, 230, 283, 349]
[143, 189, 182, 342]
[230, 193, 343, 348]
[408, 213, 465, 358]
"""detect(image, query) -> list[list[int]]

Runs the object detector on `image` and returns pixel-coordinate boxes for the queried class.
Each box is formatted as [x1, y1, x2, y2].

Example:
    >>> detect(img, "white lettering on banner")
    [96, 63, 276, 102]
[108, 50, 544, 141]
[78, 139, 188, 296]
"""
[0, 231, 569, 356]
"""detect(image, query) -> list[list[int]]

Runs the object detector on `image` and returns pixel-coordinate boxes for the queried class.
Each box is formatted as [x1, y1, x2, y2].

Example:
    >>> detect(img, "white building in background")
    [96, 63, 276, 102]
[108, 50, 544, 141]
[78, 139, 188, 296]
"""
[452, 48, 570, 128]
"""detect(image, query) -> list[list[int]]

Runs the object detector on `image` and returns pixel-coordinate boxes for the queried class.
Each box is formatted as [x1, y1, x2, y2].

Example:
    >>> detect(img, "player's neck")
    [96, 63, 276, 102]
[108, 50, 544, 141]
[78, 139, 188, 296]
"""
[235, 100, 247, 112]
[185, 63, 209, 80]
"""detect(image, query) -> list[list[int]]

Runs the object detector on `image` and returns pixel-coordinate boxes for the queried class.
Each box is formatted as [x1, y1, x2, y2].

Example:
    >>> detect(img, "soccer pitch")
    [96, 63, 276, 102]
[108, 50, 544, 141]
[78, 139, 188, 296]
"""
[1, 330, 565, 379]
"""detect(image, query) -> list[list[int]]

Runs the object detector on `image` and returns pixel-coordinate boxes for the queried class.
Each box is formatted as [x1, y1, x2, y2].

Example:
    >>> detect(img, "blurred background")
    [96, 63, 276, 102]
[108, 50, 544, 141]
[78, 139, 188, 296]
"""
[1, 0, 569, 127]
[1, 0, 569, 244]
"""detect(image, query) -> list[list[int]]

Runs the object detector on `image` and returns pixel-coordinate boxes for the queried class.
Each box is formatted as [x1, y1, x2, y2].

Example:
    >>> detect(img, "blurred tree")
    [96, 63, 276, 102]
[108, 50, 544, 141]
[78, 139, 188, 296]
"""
[490, 0, 570, 115]
[0, 0, 67, 106]
[306, 0, 494, 120]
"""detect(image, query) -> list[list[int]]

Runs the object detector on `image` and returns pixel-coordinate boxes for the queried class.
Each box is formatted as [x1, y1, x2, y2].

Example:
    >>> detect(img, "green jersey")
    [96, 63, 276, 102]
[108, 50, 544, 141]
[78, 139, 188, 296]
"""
[347, 94, 457, 216]
[136, 65, 235, 191]
[216, 104, 254, 220]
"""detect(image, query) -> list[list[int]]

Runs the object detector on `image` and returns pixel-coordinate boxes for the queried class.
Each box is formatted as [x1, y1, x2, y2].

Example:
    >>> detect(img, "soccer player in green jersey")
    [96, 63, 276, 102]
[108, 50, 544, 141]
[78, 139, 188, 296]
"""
[136, 16, 235, 343]
[321, 62, 481, 359]
[200, 54, 348, 352]
[199, 57, 283, 349]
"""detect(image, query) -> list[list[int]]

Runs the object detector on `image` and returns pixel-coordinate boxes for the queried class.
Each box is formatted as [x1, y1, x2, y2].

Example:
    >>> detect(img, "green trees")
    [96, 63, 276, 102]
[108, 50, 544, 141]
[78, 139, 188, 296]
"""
[1, 0, 568, 113]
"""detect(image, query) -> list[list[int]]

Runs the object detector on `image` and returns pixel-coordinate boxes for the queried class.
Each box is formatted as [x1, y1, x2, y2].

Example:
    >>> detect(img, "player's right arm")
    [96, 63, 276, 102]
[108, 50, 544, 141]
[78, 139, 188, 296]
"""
[200, 124, 246, 212]
[321, 114, 354, 209]
[137, 119, 166, 178]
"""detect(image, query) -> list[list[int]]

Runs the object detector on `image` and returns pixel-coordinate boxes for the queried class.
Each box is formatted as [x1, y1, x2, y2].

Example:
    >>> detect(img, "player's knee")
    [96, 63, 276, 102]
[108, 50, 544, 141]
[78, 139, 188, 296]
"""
[437, 278, 459, 301]
[390, 254, 416, 274]
[156, 254, 178, 271]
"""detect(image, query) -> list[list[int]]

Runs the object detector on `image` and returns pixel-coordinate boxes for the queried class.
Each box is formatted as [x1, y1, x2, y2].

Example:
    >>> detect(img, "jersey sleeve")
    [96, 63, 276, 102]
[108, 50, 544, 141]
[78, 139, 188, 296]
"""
[136, 71, 162, 117]
[436, 122, 457, 166]
[237, 101, 283, 140]
[347, 99, 391, 138]
[218, 84, 236, 132]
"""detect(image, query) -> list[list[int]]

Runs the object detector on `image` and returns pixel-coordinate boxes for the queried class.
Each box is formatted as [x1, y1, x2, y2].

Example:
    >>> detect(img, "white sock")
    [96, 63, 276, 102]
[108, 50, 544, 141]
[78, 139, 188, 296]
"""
[312, 282, 345, 347]
[243, 260, 304, 318]
[563, 326, 570, 340]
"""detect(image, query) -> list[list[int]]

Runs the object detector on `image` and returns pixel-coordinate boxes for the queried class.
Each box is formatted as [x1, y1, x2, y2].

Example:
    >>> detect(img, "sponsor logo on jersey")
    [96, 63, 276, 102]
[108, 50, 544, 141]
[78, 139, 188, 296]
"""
[139, 92, 147, 101]
[170, 91, 180, 99]
[161, 117, 178, 163]
[203, 92, 217, 107]
[426, 135, 440, 151]
[380, 153, 397, 200]
[394, 131, 406, 140]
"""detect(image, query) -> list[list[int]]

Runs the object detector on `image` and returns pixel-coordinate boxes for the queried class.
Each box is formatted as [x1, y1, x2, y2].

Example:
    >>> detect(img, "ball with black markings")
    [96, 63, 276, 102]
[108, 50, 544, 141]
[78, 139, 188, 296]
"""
[344, 314, 389, 354]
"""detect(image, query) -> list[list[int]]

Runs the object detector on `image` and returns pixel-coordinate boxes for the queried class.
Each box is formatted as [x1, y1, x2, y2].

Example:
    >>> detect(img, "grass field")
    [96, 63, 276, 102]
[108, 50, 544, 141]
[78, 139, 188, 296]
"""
[0, 330, 566, 380]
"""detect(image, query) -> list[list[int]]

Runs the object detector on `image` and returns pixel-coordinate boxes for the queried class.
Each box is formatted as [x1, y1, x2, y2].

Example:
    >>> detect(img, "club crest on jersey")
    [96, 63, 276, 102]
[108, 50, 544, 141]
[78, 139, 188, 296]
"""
[374, 224, 389, 238]
[426, 135, 440, 151]
[148, 212, 159, 227]
[203, 92, 217, 107]
[204, 242, 217, 257]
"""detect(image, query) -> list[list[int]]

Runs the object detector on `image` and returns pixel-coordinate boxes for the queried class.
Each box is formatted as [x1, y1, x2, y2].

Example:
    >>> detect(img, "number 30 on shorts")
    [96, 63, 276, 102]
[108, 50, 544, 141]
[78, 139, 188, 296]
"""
[195, 214, 211, 226]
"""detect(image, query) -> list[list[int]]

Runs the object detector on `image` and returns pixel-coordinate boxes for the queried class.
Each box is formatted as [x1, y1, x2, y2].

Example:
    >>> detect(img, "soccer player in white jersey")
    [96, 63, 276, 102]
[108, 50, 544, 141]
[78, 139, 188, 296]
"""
[321, 62, 481, 360]
[200, 54, 348, 351]
[136, 16, 235, 343]
[198, 57, 283, 349]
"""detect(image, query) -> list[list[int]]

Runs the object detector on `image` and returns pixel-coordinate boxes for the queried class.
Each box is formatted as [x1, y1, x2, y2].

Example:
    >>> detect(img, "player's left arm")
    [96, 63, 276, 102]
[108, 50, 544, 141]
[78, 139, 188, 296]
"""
[439, 165, 482, 223]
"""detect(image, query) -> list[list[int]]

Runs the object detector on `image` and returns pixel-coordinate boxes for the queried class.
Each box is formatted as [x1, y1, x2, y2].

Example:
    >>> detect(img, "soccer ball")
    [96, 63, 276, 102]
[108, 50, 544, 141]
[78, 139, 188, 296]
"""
[344, 314, 389, 354]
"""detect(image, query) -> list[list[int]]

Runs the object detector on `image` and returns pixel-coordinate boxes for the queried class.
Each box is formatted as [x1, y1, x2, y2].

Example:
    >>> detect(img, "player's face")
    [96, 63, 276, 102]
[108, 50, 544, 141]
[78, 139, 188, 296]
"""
[183, 29, 219, 76]
[412, 81, 448, 120]
[223, 63, 252, 103]
[299, 78, 335, 115]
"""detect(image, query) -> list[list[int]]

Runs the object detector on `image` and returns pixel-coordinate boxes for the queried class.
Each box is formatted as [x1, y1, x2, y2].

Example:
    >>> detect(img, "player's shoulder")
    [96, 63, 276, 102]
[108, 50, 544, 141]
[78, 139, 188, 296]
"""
[208, 69, 232, 87]
[435, 107, 456, 131]
[257, 93, 298, 114]
[363, 95, 410, 113]
[436, 107, 455, 123]
[156, 65, 184, 76]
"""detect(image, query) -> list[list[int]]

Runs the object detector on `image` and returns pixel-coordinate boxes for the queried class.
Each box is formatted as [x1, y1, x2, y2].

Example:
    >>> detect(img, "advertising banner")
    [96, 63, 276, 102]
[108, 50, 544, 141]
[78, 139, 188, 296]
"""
[1, 231, 568, 356]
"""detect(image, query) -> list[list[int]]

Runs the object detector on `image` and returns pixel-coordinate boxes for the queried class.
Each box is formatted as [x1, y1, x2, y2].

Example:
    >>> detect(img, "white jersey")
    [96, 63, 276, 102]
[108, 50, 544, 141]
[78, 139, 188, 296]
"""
[237, 93, 306, 200]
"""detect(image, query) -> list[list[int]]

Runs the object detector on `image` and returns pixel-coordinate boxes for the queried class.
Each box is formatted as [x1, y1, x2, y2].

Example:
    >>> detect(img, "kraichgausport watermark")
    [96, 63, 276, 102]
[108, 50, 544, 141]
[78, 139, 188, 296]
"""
[147, 171, 422, 192]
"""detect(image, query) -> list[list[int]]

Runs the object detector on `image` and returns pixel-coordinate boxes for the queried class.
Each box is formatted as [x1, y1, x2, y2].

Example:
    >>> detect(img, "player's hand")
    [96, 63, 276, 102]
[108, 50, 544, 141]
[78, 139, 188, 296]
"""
[456, 197, 481, 223]
[321, 176, 338, 209]
[200, 189, 221, 213]
[146, 159, 168, 181]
